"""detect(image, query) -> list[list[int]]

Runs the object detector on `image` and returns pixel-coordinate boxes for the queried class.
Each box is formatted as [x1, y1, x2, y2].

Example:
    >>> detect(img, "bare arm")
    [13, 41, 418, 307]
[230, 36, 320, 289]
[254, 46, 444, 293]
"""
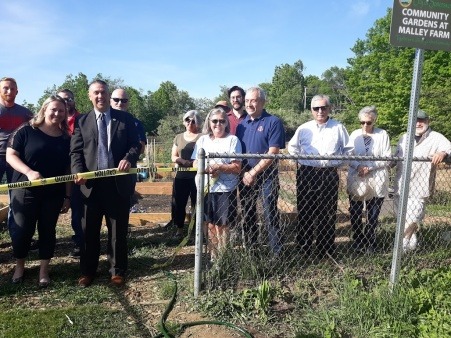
[242, 146, 279, 186]
[6, 148, 41, 181]
[431, 151, 447, 165]
[208, 160, 241, 177]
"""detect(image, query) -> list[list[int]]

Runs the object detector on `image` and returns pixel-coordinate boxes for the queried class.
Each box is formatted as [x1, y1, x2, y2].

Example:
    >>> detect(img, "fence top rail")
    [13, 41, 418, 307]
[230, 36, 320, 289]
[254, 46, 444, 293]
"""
[204, 152, 434, 162]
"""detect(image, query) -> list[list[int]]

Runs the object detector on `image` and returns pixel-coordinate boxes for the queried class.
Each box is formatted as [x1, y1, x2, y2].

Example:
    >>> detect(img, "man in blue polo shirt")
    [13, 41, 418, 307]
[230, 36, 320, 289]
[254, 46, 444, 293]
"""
[236, 86, 285, 255]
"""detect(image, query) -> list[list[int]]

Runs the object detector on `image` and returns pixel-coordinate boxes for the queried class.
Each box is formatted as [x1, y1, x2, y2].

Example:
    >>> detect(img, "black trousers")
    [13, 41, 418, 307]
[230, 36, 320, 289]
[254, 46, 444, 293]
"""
[171, 177, 196, 228]
[296, 165, 339, 255]
[9, 188, 63, 259]
[80, 177, 130, 277]
[349, 197, 384, 249]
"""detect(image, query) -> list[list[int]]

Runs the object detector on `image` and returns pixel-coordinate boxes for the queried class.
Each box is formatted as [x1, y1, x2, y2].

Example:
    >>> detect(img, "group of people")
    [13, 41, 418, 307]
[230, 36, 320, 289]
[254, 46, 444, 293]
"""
[170, 86, 285, 261]
[172, 88, 451, 261]
[1, 76, 450, 286]
[2, 77, 142, 288]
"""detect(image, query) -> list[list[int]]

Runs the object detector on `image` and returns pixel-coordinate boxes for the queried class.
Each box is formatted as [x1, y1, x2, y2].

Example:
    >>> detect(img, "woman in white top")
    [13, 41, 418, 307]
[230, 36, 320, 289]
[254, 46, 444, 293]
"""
[192, 108, 242, 261]
[347, 106, 391, 252]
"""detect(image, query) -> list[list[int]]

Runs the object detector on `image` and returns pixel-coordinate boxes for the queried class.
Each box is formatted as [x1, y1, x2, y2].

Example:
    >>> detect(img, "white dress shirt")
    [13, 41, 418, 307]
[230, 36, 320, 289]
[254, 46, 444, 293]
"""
[288, 118, 352, 167]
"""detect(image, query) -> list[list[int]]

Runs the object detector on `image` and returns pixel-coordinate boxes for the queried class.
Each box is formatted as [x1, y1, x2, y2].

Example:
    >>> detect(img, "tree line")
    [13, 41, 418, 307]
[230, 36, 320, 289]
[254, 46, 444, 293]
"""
[23, 9, 451, 142]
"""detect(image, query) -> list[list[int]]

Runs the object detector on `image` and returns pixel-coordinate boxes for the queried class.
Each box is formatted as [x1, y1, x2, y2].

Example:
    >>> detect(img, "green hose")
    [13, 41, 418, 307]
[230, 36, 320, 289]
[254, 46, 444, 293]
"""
[153, 271, 253, 338]
[150, 176, 252, 337]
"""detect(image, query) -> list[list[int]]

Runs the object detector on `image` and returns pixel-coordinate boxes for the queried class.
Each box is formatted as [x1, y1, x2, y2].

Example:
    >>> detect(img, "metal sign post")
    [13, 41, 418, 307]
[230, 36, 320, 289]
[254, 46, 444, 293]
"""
[194, 148, 205, 298]
[388, 0, 451, 290]
[389, 48, 424, 290]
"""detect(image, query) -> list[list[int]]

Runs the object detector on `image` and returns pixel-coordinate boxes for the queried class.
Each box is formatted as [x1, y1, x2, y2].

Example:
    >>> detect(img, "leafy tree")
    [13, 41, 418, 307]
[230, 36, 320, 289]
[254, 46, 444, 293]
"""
[259, 82, 273, 101]
[212, 85, 229, 106]
[265, 60, 305, 112]
[148, 81, 195, 117]
[322, 66, 353, 113]
[345, 8, 451, 140]
[272, 108, 312, 140]
[55, 73, 91, 113]
[419, 50, 451, 140]
[22, 101, 38, 114]
[193, 97, 214, 116]
[150, 81, 197, 139]
[304, 75, 333, 110]
[346, 9, 413, 139]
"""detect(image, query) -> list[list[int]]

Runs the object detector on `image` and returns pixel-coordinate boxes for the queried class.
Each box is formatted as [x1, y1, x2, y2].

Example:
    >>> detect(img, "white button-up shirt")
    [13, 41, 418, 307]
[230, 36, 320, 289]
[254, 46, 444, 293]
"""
[288, 118, 352, 167]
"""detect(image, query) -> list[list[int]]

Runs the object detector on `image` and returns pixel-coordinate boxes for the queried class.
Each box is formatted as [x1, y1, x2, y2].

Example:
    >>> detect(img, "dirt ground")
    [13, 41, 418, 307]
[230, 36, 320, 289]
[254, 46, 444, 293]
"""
[130, 193, 172, 213]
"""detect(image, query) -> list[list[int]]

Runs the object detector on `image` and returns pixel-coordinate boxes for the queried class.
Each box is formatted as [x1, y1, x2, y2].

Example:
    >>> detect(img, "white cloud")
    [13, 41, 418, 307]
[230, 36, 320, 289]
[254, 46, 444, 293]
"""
[349, 1, 371, 19]
[0, 3, 70, 63]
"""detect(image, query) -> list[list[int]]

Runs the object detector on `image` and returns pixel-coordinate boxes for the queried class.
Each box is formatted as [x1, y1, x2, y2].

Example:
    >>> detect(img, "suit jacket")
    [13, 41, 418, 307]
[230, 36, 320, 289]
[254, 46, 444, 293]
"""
[70, 108, 141, 198]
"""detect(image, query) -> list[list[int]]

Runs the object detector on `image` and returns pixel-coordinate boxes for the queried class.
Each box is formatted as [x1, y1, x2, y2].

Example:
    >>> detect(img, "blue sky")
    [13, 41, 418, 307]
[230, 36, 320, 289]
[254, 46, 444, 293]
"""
[2, 0, 393, 105]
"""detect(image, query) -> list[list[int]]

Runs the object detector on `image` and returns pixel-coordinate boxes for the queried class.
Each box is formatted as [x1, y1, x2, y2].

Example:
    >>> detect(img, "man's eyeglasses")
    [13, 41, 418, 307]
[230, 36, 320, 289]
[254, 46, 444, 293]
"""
[185, 118, 196, 124]
[360, 121, 373, 126]
[112, 98, 129, 103]
[312, 106, 328, 112]
[211, 119, 226, 125]
[63, 97, 74, 103]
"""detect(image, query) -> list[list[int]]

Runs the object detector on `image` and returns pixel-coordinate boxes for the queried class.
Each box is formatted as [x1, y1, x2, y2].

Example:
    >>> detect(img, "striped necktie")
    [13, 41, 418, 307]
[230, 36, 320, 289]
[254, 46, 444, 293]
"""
[363, 135, 372, 154]
[97, 113, 109, 169]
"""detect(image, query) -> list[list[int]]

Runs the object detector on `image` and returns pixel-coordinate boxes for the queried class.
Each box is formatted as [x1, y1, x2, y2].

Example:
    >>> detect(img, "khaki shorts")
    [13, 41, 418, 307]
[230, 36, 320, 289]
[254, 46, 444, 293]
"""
[394, 196, 425, 227]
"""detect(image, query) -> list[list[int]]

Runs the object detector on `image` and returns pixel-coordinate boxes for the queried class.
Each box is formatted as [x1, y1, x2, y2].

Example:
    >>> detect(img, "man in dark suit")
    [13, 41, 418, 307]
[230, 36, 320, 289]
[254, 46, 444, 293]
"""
[70, 79, 141, 287]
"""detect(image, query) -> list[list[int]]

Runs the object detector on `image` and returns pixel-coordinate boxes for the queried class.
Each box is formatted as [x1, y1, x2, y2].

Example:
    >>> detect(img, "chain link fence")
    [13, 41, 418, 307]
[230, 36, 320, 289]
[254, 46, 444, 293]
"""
[196, 153, 451, 291]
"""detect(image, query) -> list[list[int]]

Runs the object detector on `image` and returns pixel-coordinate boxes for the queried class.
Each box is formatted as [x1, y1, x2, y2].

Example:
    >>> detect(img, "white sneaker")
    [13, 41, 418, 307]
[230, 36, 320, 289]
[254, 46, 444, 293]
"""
[402, 238, 410, 252]
[408, 233, 418, 251]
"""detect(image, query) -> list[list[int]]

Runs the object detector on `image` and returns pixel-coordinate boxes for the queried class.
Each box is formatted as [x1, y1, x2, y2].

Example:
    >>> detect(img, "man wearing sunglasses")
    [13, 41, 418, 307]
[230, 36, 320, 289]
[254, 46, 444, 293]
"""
[288, 94, 351, 259]
[110, 88, 146, 155]
[110, 88, 146, 209]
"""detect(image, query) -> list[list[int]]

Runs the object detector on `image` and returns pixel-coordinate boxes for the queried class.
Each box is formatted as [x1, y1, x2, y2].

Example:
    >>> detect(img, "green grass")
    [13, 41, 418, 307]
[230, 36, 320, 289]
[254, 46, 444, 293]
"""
[1, 184, 450, 337]
[0, 223, 167, 338]
[290, 267, 451, 337]
[0, 306, 143, 338]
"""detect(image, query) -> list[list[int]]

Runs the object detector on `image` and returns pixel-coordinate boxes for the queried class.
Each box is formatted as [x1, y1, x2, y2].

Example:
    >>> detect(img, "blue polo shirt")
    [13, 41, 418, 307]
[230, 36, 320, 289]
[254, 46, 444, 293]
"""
[236, 110, 285, 169]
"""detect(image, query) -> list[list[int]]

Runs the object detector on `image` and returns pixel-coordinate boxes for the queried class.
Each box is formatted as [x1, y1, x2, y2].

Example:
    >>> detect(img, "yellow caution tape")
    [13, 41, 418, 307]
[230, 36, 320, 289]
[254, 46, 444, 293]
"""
[0, 167, 197, 192]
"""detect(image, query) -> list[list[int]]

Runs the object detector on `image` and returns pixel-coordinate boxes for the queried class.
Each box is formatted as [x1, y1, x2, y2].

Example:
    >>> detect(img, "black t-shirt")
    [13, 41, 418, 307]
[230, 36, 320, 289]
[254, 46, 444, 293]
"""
[9, 124, 70, 196]
[173, 132, 201, 179]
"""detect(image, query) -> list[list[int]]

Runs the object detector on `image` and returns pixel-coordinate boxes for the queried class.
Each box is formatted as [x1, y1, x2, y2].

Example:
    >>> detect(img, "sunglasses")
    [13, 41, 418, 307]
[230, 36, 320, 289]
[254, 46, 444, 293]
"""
[63, 97, 74, 103]
[211, 119, 226, 125]
[111, 98, 129, 103]
[184, 118, 196, 124]
[360, 121, 373, 125]
[312, 106, 328, 112]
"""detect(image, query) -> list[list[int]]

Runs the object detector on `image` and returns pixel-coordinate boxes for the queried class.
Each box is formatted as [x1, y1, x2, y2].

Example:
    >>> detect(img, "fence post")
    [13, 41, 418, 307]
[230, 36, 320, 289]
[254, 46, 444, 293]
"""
[389, 48, 424, 291]
[194, 148, 205, 297]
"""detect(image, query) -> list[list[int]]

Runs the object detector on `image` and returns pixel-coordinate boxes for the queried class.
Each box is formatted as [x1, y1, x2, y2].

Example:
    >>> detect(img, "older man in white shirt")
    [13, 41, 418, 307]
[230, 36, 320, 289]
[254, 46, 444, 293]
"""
[394, 109, 451, 252]
[288, 94, 351, 258]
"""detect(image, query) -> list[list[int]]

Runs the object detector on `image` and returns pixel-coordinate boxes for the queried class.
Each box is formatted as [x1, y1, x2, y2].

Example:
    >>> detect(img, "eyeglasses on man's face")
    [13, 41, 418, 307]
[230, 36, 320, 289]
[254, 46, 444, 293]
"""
[360, 121, 373, 126]
[312, 106, 328, 112]
[111, 98, 128, 103]
[185, 118, 196, 124]
[63, 97, 74, 103]
[210, 119, 226, 125]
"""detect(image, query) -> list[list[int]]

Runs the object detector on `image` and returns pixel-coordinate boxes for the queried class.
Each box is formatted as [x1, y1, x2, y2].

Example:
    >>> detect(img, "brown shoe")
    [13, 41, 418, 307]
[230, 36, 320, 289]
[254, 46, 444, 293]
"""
[78, 275, 93, 288]
[111, 275, 125, 286]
